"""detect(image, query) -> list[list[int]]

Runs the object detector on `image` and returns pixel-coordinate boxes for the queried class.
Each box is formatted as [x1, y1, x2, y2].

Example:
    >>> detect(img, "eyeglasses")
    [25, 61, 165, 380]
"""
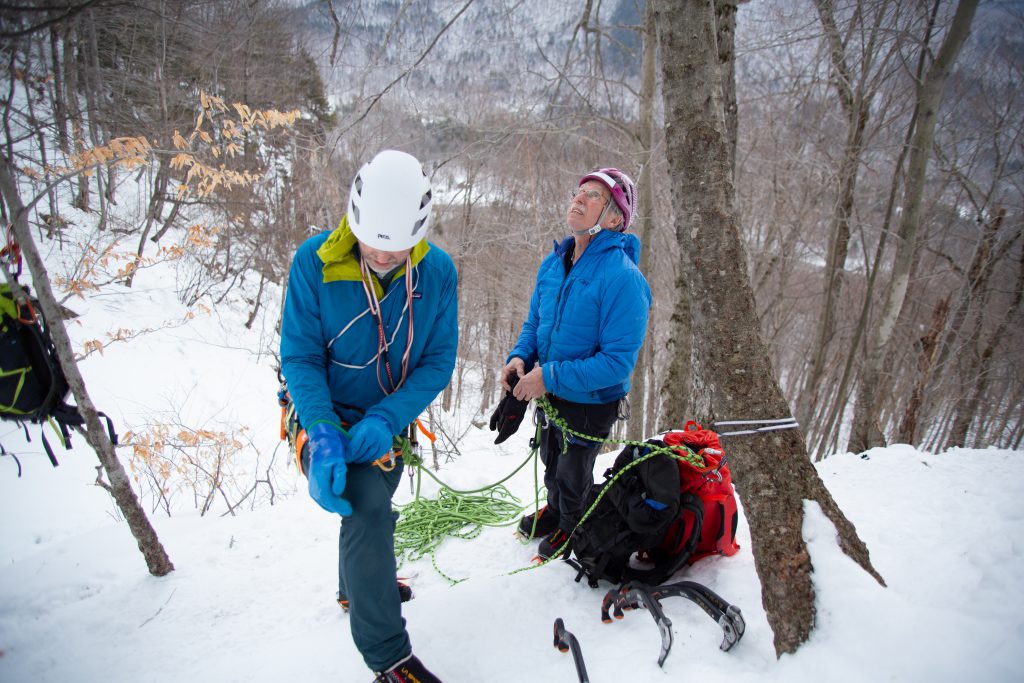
[569, 188, 609, 204]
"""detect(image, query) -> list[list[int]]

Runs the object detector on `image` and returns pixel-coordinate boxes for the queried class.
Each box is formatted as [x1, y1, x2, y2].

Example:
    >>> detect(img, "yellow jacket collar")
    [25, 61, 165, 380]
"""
[318, 215, 431, 288]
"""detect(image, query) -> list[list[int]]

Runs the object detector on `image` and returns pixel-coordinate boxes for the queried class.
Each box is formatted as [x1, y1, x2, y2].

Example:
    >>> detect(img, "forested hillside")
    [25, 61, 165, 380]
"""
[3, 0, 1019, 457]
[1, 1, 1022, 676]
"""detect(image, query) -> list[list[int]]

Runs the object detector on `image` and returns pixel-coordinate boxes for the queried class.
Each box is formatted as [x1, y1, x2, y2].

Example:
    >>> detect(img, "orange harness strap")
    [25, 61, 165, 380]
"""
[294, 424, 411, 475]
[372, 448, 401, 471]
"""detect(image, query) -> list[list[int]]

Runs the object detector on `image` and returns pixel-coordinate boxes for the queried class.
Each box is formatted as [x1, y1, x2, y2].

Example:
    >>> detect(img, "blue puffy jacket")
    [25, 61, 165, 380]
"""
[280, 218, 458, 435]
[508, 229, 652, 404]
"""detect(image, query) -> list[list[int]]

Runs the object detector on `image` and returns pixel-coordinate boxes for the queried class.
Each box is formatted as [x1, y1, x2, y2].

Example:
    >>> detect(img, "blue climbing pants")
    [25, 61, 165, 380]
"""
[336, 459, 409, 672]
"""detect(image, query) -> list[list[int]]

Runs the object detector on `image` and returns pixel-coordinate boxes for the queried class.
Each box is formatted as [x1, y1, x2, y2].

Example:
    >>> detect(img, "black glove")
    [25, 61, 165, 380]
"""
[489, 374, 530, 444]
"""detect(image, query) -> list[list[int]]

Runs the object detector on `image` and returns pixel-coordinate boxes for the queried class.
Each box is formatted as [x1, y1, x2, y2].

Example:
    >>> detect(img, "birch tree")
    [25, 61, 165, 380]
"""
[849, 0, 979, 453]
[795, 0, 899, 430]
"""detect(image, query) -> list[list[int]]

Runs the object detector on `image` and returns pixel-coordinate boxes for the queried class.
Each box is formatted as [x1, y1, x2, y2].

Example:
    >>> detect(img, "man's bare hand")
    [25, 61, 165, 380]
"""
[500, 357, 526, 391]
[513, 366, 546, 401]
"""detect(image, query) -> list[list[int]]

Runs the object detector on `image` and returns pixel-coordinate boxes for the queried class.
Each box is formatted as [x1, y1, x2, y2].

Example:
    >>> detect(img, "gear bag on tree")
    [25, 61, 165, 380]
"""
[0, 283, 90, 466]
[568, 421, 740, 587]
[0, 228, 116, 471]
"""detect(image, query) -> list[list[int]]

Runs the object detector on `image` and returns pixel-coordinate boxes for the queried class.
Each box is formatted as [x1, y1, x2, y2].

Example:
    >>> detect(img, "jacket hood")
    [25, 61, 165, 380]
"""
[552, 229, 641, 265]
[318, 215, 431, 285]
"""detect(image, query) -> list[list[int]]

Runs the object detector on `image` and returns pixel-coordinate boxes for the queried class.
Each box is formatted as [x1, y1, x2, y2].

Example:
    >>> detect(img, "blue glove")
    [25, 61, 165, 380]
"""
[347, 415, 394, 464]
[306, 423, 352, 516]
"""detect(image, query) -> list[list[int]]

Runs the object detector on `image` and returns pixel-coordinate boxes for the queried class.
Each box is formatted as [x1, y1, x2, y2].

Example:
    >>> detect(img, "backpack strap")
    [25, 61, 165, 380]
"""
[630, 493, 705, 585]
[37, 405, 118, 468]
[39, 426, 61, 467]
[571, 524, 637, 587]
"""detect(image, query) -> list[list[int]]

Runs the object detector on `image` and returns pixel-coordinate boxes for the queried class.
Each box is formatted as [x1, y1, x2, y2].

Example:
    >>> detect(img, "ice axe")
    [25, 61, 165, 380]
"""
[553, 618, 589, 683]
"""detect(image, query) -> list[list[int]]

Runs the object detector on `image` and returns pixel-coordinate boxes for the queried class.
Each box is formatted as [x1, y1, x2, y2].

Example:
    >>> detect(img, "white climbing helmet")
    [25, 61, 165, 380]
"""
[347, 150, 433, 251]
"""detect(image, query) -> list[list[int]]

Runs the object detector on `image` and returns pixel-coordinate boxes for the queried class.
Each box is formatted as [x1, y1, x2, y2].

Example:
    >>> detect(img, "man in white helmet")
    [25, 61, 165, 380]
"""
[281, 150, 455, 682]
[495, 167, 652, 562]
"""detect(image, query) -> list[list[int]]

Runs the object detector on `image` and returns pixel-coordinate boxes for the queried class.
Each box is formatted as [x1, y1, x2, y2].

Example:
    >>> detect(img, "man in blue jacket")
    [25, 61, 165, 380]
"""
[502, 167, 652, 561]
[281, 150, 454, 683]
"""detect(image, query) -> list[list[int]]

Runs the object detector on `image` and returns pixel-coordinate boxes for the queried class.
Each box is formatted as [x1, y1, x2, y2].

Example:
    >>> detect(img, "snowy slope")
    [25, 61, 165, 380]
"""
[2, 355, 1022, 682]
[0, 207, 1022, 683]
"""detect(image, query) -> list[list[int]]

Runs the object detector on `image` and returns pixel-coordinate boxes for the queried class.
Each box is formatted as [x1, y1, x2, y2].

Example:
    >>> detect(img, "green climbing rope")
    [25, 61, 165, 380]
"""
[393, 486, 524, 584]
[509, 396, 706, 574]
[535, 395, 704, 470]
[390, 400, 707, 583]
[390, 421, 545, 584]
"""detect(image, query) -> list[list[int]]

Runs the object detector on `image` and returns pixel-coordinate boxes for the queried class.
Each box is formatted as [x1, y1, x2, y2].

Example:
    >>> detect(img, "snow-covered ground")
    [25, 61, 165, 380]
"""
[1, 224, 1022, 683]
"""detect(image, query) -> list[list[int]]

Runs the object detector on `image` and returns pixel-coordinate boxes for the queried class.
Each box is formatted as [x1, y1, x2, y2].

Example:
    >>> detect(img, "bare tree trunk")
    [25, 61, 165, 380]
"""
[150, 198, 181, 243]
[0, 155, 174, 577]
[627, 0, 657, 440]
[716, 0, 738, 174]
[1002, 384, 1024, 450]
[126, 160, 170, 288]
[660, 272, 693, 428]
[479, 288, 498, 414]
[945, 249, 1024, 449]
[62, 21, 89, 212]
[49, 25, 70, 154]
[652, 0, 884, 656]
[850, 0, 979, 453]
[809, 49, 931, 459]
[811, 0, 949, 459]
[920, 207, 1009, 442]
[897, 295, 949, 443]
[324, 0, 343, 66]
[2, 45, 15, 164]
[797, 0, 879, 429]
[24, 38, 59, 226]
[81, 10, 108, 229]
[987, 380, 1024, 449]
[244, 271, 267, 330]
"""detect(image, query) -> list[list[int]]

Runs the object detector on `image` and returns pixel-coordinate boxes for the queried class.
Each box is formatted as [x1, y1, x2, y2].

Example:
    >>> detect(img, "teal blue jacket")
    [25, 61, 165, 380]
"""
[280, 218, 458, 434]
[509, 230, 651, 404]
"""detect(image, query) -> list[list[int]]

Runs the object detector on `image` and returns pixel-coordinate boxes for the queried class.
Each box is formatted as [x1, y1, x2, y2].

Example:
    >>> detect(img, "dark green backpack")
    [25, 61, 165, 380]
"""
[1, 285, 68, 416]
[1, 283, 87, 467]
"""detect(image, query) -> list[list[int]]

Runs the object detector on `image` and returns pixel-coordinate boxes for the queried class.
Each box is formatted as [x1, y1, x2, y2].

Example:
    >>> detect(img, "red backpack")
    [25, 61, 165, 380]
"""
[650, 421, 740, 565]
[568, 421, 740, 587]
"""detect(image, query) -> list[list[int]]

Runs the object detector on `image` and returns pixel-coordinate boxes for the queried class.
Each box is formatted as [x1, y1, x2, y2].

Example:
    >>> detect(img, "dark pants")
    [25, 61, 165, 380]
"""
[336, 459, 408, 672]
[540, 395, 620, 532]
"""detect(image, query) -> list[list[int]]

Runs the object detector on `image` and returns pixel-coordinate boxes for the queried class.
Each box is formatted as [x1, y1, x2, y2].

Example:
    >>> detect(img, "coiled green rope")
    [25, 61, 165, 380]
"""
[391, 423, 544, 584]
[393, 486, 524, 584]
[391, 398, 706, 583]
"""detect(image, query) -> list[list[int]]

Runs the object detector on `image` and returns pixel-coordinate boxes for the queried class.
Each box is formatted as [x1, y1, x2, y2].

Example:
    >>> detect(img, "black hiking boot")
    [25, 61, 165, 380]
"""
[338, 580, 413, 612]
[517, 505, 558, 540]
[537, 527, 572, 560]
[374, 653, 443, 682]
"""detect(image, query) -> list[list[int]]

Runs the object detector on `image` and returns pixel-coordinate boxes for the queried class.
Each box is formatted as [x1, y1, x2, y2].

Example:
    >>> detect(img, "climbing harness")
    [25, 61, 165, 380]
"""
[278, 382, 539, 584]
